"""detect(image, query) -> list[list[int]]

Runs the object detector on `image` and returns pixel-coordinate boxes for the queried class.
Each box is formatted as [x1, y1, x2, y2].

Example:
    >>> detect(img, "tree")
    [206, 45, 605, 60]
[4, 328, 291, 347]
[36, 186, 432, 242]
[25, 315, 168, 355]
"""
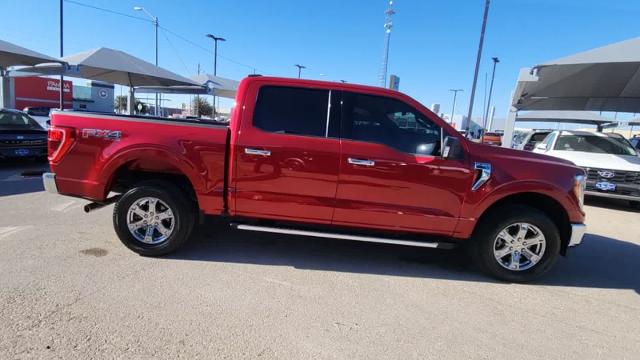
[114, 96, 149, 115]
[192, 96, 212, 117]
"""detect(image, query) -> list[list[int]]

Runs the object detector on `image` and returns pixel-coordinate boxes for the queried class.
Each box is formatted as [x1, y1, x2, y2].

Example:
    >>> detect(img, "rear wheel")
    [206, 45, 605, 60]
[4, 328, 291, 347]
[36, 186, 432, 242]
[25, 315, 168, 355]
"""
[113, 181, 195, 256]
[469, 205, 561, 282]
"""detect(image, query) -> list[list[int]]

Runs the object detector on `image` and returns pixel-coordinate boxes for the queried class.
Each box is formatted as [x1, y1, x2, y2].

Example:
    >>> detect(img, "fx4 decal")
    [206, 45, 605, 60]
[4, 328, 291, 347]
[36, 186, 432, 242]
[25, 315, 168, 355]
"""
[82, 129, 122, 141]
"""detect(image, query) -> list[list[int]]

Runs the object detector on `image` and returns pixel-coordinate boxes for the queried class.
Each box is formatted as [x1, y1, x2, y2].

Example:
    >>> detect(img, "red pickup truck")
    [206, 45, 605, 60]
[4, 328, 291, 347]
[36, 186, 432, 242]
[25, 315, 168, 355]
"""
[42, 76, 587, 282]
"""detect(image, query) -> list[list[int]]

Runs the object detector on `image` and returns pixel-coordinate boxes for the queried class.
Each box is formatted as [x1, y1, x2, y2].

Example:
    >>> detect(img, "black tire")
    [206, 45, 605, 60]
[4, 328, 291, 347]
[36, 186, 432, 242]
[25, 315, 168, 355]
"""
[113, 180, 196, 256]
[469, 204, 561, 283]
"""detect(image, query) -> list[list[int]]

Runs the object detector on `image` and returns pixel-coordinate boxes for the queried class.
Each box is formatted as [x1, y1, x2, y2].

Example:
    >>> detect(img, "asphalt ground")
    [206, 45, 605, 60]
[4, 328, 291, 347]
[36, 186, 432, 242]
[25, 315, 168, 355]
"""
[0, 159, 638, 359]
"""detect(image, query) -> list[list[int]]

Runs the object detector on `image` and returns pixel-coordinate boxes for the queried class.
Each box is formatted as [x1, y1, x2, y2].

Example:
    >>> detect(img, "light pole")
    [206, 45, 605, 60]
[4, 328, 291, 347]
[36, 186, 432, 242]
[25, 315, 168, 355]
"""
[466, 0, 491, 137]
[206, 34, 225, 117]
[134, 6, 159, 116]
[483, 57, 500, 131]
[59, 0, 64, 110]
[449, 89, 463, 125]
[295, 64, 306, 78]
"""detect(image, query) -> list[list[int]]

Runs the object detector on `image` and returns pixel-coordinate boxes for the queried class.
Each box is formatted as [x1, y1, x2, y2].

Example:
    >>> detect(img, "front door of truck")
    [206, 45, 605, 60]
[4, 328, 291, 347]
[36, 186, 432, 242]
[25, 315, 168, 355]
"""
[233, 84, 341, 224]
[332, 91, 471, 235]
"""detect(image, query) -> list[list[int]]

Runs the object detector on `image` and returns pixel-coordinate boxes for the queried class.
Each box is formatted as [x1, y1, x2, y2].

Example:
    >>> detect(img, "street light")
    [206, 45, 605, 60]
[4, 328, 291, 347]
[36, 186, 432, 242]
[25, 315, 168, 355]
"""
[483, 57, 500, 131]
[294, 64, 306, 78]
[449, 89, 463, 125]
[205, 34, 226, 76]
[206, 34, 226, 117]
[134, 5, 159, 116]
[465, 0, 491, 137]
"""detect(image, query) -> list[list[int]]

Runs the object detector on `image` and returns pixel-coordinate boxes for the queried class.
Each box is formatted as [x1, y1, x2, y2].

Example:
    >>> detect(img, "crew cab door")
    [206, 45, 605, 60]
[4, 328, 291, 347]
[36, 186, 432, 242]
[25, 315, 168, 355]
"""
[232, 84, 341, 224]
[332, 92, 471, 235]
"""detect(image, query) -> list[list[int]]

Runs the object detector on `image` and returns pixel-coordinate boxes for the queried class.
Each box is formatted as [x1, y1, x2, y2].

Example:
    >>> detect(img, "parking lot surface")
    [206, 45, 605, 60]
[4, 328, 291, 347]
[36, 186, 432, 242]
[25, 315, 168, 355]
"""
[0, 161, 638, 359]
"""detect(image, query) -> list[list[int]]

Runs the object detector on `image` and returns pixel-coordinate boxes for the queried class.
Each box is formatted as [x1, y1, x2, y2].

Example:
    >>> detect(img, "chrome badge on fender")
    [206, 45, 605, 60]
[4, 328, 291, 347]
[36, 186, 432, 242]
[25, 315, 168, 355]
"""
[82, 129, 122, 141]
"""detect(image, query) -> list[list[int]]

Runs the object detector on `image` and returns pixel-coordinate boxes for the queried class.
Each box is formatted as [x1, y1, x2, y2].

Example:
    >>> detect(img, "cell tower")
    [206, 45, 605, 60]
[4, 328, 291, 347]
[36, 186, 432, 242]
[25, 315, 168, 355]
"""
[378, 0, 395, 87]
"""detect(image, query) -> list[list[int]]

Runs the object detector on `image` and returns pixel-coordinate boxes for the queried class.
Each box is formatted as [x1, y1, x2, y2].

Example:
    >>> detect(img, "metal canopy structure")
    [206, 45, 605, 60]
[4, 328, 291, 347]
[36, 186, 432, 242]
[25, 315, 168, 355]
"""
[13, 47, 201, 114]
[17, 47, 199, 88]
[191, 74, 239, 99]
[503, 37, 640, 147]
[0, 39, 62, 109]
[0, 39, 59, 69]
[515, 110, 619, 130]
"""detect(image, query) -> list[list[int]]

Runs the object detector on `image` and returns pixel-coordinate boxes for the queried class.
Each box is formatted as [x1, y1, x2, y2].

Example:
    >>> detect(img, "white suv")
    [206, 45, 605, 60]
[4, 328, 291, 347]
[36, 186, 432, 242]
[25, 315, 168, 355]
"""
[534, 130, 640, 208]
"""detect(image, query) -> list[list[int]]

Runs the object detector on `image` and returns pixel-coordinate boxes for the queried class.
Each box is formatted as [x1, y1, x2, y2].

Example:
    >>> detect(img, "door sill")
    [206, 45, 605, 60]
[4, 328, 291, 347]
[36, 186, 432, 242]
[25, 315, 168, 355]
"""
[232, 223, 456, 249]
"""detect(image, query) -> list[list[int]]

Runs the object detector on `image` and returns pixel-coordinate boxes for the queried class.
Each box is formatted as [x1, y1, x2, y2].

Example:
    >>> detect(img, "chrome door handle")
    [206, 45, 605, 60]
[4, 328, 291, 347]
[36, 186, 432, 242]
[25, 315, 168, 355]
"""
[245, 148, 271, 156]
[348, 158, 375, 166]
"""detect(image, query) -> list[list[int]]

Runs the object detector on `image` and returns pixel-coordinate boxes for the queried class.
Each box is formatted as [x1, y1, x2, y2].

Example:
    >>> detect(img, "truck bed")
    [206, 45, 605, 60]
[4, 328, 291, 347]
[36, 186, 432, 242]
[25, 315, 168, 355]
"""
[49, 111, 230, 215]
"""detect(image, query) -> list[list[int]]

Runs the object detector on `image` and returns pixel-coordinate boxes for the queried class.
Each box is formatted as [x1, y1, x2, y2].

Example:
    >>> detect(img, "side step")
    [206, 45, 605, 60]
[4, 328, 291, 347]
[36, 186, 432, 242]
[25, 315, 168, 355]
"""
[233, 224, 454, 249]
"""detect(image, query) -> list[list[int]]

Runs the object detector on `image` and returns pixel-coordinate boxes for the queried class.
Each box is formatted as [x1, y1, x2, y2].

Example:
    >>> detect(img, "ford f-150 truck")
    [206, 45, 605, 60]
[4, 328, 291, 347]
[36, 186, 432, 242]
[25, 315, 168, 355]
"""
[42, 76, 587, 282]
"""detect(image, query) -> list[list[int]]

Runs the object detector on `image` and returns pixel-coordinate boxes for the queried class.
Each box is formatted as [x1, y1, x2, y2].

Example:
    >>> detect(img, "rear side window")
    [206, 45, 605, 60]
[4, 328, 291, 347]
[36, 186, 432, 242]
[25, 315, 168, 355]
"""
[253, 86, 329, 137]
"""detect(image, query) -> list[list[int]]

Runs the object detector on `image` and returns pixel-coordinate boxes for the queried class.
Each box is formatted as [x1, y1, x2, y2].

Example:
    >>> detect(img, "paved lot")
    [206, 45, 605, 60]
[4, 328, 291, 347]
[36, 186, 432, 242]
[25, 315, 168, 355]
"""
[0, 161, 638, 359]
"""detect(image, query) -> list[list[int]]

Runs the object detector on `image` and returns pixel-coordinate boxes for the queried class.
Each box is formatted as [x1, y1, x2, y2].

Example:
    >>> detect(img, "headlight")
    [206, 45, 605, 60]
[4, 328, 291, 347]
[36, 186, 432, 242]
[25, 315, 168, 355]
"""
[573, 174, 586, 210]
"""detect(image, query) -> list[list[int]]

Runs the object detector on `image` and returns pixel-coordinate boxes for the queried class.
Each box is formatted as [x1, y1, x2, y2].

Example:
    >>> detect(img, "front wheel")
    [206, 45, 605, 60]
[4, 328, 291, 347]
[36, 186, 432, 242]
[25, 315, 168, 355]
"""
[113, 181, 195, 256]
[469, 205, 561, 282]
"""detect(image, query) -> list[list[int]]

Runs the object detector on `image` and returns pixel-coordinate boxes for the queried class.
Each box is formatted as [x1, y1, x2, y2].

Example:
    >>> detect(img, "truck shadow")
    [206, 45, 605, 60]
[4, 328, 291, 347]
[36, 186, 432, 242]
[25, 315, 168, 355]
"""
[169, 224, 639, 293]
[0, 159, 49, 197]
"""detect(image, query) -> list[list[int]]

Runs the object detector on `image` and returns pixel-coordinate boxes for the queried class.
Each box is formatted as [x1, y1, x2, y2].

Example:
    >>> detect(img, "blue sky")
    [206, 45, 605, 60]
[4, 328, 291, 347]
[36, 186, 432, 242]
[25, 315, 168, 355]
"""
[2, 0, 640, 121]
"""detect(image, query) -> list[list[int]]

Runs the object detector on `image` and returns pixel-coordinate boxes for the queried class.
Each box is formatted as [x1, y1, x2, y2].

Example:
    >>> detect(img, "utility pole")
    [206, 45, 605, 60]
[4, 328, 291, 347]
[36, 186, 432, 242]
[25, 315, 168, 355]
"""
[449, 89, 463, 125]
[483, 57, 500, 131]
[134, 6, 159, 116]
[206, 34, 225, 117]
[295, 64, 306, 78]
[59, 0, 64, 110]
[466, 0, 491, 137]
[195, 63, 200, 117]
[377, 0, 395, 87]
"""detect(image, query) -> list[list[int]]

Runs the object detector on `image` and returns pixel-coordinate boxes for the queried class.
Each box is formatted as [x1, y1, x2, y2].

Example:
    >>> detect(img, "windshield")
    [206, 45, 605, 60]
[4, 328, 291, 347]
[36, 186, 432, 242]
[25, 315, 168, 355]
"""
[554, 134, 638, 156]
[0, 111, 43, 130]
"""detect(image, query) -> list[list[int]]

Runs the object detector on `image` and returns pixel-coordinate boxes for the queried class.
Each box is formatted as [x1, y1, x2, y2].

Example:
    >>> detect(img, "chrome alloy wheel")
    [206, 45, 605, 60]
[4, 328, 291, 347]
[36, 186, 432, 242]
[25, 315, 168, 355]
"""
[126, 197, 175, 245]
[493, 222, 546, 271]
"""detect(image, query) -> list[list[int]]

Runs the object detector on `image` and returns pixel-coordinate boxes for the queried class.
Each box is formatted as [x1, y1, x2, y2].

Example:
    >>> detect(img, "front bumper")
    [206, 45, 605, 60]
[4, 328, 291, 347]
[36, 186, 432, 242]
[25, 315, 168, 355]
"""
[585, 190, 640, 202]
[0, 146, 47, 159]
[42, 172, 58, 194]
[568, 223, 587, 247]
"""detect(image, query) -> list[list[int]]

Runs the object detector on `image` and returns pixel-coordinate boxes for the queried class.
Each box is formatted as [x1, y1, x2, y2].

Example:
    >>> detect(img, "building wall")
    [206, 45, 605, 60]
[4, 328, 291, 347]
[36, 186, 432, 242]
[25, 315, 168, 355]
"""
[13, 76, 73, 110]
[73, 81, 114, 113]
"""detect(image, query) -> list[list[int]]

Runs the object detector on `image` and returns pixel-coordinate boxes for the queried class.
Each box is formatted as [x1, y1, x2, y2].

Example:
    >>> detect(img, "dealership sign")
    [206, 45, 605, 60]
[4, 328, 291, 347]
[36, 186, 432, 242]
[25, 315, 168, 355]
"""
[46, 80, 71, 93]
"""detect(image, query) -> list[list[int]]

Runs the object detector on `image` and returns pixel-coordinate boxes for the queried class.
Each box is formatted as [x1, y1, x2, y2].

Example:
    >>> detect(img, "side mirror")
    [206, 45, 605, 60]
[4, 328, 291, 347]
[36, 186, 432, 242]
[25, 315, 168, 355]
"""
[535, 143, 548, 151]
[443, 136, 464, 160]
[46, 120, 51, 126]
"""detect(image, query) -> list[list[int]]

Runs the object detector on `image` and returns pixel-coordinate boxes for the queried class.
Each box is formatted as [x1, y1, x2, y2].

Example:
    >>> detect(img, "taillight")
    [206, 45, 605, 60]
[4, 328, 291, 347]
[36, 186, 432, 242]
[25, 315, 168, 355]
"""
[48, 126, 75, 163]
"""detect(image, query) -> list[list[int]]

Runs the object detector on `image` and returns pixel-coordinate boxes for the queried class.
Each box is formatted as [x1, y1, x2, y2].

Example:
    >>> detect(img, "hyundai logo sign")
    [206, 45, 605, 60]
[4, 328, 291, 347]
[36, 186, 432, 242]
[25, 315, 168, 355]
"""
[597, 170, 615, 178]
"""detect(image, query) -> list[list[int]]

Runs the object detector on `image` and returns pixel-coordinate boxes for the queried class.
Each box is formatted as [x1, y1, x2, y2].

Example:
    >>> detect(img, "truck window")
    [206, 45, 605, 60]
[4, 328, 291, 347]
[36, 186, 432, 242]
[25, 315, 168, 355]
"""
[253, 86, 329, 137]
[341, 92, 442, 156]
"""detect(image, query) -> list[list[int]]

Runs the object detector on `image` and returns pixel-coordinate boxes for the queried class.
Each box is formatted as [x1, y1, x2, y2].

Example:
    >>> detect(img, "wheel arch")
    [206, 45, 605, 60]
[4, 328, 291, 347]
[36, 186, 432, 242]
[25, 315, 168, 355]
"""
[473, 192, 572, 256]
[102, 147, 204, 207]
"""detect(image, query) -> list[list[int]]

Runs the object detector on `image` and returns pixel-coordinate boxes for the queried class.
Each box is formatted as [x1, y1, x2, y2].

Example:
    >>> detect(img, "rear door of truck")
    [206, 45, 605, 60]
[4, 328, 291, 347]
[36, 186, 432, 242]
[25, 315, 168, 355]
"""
[232, 82, 342, 224]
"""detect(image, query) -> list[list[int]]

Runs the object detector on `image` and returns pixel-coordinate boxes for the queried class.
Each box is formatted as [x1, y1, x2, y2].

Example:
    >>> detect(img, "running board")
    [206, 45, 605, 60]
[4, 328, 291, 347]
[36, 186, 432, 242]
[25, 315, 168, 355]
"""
[233, 224, 453, 249]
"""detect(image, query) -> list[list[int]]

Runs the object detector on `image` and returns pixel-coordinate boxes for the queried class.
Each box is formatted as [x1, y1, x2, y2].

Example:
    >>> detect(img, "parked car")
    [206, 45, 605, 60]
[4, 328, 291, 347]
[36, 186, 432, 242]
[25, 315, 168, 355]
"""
[480, 132, 502, 146]
[533, 130, 640, 208]
[43, 76, 587, 282]
[23, 106, 54, 129]
[0, 108, 48, 160]
[513, 129, 553, 151]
